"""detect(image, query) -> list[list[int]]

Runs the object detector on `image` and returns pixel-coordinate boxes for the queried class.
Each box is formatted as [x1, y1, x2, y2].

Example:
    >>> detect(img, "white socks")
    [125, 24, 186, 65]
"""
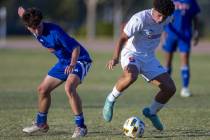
[107, 86, 121, 102]
[149, 100, 165, 115]
[107, 87, 164, 115]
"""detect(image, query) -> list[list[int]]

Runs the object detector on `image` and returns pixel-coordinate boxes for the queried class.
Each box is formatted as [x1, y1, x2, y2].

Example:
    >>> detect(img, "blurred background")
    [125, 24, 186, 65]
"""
[0, 1, 210, 139]
[0, 0, 210, 44]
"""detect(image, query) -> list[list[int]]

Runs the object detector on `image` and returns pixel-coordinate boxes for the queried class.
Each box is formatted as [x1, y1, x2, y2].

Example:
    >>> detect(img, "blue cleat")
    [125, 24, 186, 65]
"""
[143, 107, 164, 131]
[103, 98, 115, 122]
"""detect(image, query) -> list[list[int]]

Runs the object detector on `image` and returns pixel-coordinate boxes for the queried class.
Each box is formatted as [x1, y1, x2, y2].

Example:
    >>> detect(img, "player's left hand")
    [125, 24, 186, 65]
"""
[192, 30, 199, 46]
[65, 64, 75, 75]
[192, 37, 199, 46]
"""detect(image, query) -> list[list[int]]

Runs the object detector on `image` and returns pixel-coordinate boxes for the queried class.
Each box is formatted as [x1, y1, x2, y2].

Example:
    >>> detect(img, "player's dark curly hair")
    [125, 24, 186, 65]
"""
[153, 0, 175, 16]
[22, 8, 43, 28]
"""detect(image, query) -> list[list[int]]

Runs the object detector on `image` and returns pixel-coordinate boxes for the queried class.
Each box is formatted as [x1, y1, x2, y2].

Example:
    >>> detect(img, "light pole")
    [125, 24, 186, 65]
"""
[113, 0, 122, 41]
[85, 0, 98, 41]
[0, 6, 6, 47]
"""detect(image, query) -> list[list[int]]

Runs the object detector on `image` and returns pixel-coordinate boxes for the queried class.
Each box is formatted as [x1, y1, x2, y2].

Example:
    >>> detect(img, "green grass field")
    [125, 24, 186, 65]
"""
[0, 48, 210, 140]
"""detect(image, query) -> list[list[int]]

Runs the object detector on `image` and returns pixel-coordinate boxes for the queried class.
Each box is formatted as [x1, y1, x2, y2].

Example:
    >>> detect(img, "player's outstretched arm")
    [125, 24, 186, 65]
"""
[18, 6, 25, 18]
[106, 32, 128, 70]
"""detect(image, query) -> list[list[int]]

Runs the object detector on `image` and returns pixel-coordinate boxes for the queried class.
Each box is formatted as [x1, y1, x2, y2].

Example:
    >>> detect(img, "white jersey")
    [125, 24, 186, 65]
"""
[123, 9, 171, 60]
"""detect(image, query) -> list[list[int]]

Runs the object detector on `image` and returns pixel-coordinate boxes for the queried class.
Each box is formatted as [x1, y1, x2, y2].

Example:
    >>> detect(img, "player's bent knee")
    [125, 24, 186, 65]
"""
[169, 84, 176, 95]
[65, 83, 76, 98]
[161, 82, 176, 96]
[37, 86, 49, 95]
[125, 73, 138, 83]
[166, 84, 176, 96]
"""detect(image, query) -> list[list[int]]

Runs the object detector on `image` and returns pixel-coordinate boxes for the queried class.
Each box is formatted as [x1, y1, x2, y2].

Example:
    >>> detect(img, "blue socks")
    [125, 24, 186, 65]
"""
[181, 66, 190, 88]
[36, 112, 85, 128]
[36, 112, 48, 126]
[166, 66, 190, 88]
[75, 113, 85, 128]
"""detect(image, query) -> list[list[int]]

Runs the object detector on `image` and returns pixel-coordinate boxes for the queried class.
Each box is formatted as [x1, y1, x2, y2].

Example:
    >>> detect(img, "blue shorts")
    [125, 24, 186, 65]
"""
[163, 33, 191, 53]
[48, 61, 91, 81]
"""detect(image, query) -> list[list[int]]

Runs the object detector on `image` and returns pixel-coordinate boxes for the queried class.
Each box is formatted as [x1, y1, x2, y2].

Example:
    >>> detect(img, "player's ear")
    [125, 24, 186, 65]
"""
[26, 26, 34, 33]
[18, 6, 25, 18]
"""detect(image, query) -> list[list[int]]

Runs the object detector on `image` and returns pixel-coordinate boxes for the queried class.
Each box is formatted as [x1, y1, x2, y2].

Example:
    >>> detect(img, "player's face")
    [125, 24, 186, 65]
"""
[152, 9, 167, 24]
[27, 22, 43, 36]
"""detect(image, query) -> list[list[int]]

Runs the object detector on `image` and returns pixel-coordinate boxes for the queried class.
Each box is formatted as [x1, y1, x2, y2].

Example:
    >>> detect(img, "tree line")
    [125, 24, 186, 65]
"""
[0, 0, 209, 39]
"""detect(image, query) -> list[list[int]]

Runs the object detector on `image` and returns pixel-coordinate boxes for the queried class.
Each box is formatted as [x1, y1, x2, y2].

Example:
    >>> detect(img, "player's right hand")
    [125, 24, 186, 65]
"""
[106, 59, 119, 70]
[64, 64, 75, 75]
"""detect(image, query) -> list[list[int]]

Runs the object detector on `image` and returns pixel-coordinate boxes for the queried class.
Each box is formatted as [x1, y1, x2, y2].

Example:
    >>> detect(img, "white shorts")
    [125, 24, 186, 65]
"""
[120, 48, 166, 81]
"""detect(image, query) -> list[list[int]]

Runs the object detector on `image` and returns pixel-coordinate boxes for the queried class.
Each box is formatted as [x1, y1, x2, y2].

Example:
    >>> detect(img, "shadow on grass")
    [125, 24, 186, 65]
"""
[143, 128, 210, 139]
[88, 130, 122, 136]
[84, 105, 103, 109]
[1, 127, 209, 139]
[0, 131, 70, 139]
[86, 128, 210, 139]
[19, 130, 122, 139]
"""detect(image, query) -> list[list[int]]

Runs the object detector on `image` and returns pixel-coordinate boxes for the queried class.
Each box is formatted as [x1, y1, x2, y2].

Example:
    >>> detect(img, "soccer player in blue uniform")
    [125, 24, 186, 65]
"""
[18, 7, 92, 138]
[162, 0, 200, 97]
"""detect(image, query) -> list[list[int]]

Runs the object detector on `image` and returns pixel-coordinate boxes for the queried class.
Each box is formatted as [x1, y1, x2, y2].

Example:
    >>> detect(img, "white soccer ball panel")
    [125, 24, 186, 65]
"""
[123, 116, 145, 138]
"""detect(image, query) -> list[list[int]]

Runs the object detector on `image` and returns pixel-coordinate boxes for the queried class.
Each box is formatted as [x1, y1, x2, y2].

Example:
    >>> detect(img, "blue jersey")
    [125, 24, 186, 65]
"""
[165, 0, 200, 38]
[35, 22, 92, 64]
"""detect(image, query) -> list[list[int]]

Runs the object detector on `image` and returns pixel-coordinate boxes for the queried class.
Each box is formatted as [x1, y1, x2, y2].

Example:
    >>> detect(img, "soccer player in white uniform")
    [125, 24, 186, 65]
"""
[103, 0, 176, 131]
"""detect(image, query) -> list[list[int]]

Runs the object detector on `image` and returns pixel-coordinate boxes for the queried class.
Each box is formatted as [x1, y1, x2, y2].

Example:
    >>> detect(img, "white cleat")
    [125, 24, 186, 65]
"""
[22, 123, 49, 134]
[180, 88, 192, 97]
[72, 126, 88, 138]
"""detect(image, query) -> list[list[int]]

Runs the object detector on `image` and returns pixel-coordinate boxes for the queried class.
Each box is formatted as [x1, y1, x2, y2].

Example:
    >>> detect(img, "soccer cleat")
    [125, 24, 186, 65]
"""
[180, 88, 191, 97]
[143, 107, 164, 131]
[72, 125, 88, 138]
[103, 98, 115, 122]
[22, 123, 49, 134]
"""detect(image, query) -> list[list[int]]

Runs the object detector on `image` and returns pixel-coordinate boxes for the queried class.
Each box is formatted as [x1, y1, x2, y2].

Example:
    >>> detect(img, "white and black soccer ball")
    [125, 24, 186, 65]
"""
[123, 116, 145, 138]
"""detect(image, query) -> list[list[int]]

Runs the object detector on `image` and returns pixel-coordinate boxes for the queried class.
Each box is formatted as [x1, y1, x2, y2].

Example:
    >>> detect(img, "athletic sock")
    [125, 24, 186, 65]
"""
[75, 113, 85, 128]
[181, 66, 190, 88]
[107, 86, 121, 102]
[36, 112, 48, 126]
[149, 100, 165, 115]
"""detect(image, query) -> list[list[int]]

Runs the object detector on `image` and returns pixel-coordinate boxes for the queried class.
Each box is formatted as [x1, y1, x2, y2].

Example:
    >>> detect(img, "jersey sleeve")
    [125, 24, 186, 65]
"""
[123, 15, 144, 37]
[190, 0, 201, 17]
[165, 16, 173, 26]
[56, 27, 79, 52]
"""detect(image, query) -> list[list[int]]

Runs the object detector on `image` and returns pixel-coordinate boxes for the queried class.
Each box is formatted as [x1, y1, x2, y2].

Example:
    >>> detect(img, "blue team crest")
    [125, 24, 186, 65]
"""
[143, 29, 153, 36]
[37, 37, 48, 46]
[143, 29, 161, 39]
[39, 38, 44, 43]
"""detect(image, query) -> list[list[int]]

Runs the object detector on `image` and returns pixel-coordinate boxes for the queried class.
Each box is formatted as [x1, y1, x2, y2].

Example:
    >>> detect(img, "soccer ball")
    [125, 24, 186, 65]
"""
[123, 116, 145, 138]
